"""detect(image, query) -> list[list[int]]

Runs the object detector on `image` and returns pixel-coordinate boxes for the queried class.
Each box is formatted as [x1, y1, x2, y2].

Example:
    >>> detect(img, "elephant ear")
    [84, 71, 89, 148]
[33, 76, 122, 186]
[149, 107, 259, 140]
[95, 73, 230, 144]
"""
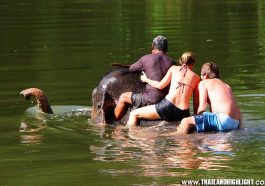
[102, 91, 116, 124]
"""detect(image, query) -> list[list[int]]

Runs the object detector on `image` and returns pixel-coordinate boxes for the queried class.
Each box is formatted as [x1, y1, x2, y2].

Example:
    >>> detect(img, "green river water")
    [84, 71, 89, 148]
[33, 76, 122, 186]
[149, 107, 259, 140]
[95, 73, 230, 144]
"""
[0, 0, 265, 185]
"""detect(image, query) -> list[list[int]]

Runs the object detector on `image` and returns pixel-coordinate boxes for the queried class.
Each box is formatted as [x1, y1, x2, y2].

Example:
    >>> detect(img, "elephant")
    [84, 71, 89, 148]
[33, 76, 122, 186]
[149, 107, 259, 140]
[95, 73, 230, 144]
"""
[20, 67, 168, 126]
[91, 66, 165, 125]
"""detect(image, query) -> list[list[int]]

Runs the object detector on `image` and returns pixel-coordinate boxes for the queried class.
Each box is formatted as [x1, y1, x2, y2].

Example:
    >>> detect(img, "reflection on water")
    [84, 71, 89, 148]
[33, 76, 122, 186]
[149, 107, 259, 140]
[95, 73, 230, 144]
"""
[90, 124, 235, 177]
[20, 121, 47, 133]
[20, 133, 44, 145]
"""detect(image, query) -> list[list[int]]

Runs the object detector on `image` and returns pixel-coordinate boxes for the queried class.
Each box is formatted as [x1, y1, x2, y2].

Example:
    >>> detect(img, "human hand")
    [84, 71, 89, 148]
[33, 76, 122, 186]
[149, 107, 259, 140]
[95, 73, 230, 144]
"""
[140, 71, 148, 83]
[110, 63, 130, 68]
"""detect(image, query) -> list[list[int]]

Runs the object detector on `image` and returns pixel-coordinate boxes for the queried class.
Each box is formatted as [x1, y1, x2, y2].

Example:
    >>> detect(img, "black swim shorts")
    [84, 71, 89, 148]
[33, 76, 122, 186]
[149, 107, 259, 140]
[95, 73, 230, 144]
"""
[155, 99, 190, 121]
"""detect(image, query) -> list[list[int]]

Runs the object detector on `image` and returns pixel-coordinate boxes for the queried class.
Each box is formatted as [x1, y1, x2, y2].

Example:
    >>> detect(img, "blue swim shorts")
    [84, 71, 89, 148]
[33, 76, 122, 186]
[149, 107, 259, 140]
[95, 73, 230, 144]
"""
[194, 112, 240, 132]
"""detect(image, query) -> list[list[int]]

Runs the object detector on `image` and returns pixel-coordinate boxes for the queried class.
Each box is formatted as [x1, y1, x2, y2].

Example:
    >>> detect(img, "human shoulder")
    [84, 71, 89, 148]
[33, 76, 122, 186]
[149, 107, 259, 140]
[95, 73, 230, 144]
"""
[193, 73, 201, 83]
[201, 78, 222, 90]
[226, 83, 231, 89]
[171, 65, 181, 70]
[167, 65, 180, 72]
[136, 54, 157, 63]
[189, 68, 200, 79]
[215, 78, 229, 86]
[137, 54, 150, 61]
[132, 54, 151, 66]
[142, 53, 153, 58]
[208, 78, 224, 86]
[223, 81, 231, 89]
[198, 79, 208, 89]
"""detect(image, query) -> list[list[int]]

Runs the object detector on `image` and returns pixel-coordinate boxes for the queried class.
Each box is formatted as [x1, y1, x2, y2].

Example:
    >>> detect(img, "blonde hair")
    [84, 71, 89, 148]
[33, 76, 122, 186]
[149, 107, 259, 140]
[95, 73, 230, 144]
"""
[179, 52, 196, 65]
[201, 62, 220, 79]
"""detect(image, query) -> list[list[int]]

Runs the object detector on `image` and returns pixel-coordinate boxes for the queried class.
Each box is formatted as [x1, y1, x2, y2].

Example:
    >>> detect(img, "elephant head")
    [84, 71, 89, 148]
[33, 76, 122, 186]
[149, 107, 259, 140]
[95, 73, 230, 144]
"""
[91, 67, 145, 125]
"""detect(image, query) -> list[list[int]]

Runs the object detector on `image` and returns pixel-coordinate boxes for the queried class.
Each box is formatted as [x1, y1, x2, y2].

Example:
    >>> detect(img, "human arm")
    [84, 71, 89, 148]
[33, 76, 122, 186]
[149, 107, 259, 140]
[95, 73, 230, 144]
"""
[193, 79, 200, 114]
[197, 81, 208, 114]
[140, 67, 172, 90]
[129, 57, 144, 72]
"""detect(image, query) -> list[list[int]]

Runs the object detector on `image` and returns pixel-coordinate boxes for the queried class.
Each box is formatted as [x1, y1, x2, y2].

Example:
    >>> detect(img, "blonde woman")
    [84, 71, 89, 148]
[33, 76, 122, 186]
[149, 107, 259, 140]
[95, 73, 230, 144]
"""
[126, 52, 200, 129]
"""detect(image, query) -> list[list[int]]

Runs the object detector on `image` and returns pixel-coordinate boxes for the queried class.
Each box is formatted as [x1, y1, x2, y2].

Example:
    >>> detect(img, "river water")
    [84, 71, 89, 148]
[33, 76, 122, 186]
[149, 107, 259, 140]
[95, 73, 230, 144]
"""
[0, 0, 264, 185]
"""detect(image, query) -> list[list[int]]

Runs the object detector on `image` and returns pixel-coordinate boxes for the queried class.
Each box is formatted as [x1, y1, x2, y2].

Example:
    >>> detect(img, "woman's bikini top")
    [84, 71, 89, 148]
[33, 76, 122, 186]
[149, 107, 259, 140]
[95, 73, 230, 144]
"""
[176, 65, 193, 93]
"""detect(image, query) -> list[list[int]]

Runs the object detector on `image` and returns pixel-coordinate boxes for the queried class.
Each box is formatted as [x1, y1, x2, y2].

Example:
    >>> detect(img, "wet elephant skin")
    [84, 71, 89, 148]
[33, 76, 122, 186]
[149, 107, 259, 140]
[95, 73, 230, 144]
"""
[91, 67, 164, 125]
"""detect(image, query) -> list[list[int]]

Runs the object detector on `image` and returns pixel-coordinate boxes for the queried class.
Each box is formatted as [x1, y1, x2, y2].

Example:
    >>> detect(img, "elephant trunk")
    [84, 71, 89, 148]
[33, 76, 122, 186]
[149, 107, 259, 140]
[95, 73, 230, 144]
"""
[20, 88, 54, 114]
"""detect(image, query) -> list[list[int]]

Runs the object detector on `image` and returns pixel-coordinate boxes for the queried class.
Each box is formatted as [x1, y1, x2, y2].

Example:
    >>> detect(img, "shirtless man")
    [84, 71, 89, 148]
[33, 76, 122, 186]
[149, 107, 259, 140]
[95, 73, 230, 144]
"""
[126, 52, 201, 129]
[177, 62, 242, 134]
[114, 36, 175, 120]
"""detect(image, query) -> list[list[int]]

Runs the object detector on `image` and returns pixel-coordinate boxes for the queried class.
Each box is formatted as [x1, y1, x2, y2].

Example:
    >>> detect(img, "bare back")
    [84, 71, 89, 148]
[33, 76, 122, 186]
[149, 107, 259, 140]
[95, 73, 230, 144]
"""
[203, 79, 241, 122]
[166, 66, 200, 110]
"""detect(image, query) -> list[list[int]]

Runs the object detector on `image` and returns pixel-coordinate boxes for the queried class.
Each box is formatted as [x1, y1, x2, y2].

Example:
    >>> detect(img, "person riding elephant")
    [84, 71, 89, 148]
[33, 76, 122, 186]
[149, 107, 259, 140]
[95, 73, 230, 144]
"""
[114, 36, 175, 121]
